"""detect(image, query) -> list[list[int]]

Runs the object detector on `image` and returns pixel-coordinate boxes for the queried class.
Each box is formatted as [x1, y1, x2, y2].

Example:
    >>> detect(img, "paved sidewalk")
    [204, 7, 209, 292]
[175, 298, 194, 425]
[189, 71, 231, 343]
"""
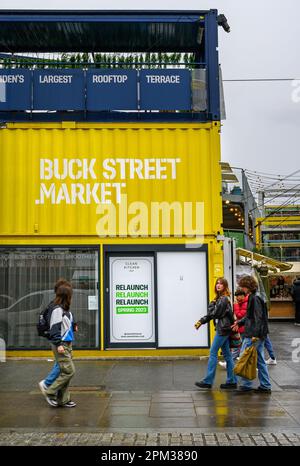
[0, 322, 299, 445]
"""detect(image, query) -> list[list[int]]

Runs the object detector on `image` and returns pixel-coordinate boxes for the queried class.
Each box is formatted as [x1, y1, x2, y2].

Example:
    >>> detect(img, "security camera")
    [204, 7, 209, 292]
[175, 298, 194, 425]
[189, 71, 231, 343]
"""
[218, 14, 231, 33]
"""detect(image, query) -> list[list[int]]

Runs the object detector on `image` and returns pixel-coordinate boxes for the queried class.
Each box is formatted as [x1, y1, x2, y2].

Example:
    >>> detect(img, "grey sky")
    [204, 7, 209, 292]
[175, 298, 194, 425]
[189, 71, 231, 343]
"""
[1, 0, 300, 176]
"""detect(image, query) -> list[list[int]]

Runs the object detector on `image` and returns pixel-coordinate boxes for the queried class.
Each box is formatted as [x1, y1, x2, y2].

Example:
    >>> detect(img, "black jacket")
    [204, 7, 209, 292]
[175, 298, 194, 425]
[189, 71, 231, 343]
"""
[237, 292, 269, 338]
[200, 296, 234, 336]
[291, 280, 300, 302]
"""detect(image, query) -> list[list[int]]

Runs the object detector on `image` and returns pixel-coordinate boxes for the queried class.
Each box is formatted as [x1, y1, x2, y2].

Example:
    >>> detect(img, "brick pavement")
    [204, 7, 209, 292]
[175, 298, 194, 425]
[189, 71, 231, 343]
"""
[1, 431, 300, 446]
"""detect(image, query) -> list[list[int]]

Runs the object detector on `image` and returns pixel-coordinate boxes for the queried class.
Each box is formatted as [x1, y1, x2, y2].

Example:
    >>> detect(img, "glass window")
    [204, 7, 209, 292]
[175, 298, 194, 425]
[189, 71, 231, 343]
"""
[12, 293, 44, 314]
[0, 248, 99, 349]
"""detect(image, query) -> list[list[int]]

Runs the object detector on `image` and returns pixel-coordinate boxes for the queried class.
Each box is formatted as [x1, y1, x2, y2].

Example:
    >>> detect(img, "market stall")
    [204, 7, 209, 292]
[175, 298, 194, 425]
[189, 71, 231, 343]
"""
[268, 263, 300, 319]
[235, 248, 295, 320]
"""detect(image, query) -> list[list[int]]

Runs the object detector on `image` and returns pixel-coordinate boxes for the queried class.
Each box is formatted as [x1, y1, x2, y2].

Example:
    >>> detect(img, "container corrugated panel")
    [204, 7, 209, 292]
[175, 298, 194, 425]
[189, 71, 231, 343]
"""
[0, 122, 222, 238]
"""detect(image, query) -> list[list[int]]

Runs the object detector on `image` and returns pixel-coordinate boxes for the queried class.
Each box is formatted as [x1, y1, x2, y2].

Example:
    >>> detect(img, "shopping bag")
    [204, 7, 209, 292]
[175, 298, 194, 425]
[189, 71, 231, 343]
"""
[233, 345, 258, 380]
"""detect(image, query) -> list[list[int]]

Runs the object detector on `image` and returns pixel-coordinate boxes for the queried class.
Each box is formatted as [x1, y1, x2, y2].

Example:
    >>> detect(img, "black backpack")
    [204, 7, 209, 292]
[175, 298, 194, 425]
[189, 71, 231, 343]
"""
[37, 302, 56, 338]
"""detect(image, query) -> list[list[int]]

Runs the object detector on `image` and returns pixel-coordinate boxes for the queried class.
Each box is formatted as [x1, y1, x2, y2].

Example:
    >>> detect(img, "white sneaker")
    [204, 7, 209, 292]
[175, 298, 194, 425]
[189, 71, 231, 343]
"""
[218, 361, 227, 369]
[38, 380, 48, 396]
[62, 401, 77, 408]
[45, 396, 58, 408]
[265, 358, 277, 365]
[295, 323, 300, 327]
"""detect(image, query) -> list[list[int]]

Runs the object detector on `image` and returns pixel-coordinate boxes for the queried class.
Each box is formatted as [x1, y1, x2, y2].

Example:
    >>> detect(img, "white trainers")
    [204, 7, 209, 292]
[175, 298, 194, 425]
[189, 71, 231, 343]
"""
[62, 401, 77, 408]
[45, 396, 58, 408]
[38, 380, 48, 395]
[218, 361, 227, 369]
[265, 358, 277, 365]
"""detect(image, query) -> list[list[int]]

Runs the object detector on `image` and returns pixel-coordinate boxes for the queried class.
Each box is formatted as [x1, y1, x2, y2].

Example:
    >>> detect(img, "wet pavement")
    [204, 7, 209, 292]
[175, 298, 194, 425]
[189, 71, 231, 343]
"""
[0, 322, 300, 445]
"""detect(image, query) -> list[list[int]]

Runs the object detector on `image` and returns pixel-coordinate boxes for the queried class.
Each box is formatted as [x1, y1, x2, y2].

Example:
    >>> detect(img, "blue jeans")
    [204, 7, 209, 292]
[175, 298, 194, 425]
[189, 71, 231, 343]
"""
[44, 362, 60, 387]
[203, 333, 237, 385]
[265, 335, 276, 360]
[239, 337, 272, 390]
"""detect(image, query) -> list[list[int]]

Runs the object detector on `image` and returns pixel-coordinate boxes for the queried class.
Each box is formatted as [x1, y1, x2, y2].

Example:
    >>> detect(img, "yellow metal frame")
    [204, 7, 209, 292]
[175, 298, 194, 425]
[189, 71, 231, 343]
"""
[236, 247, 292, 271]
[5, 122, 217, 129]
[256, 216, 300, 248]
[6, 349, 209, 358]
[256, 216, 300, 225]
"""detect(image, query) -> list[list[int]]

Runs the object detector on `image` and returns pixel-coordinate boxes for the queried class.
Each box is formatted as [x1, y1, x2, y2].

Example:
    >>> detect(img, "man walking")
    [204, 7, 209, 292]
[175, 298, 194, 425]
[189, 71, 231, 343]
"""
[232, 275, 272, 394]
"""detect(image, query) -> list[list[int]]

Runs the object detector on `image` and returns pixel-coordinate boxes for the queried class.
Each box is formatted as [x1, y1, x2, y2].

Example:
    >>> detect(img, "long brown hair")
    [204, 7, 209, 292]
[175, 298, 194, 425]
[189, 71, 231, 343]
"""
[54, 285, 72, 311]
[54, 278, 72, 293]
[214, 277, 231, 300]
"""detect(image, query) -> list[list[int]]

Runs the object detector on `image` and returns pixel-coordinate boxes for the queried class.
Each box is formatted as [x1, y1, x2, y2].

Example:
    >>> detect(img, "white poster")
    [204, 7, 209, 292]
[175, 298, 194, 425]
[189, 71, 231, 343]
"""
[88, 295, 98, 310]
[109, 256, 155, 343]
[157, 251, 208, 347]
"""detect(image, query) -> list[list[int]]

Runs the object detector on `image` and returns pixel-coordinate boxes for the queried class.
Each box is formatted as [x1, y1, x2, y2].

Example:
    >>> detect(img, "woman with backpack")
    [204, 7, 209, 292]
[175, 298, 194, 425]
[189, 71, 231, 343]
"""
[38, 278, 72, 394]
[194, 277, 237, 390]
[40, 284, 77, 407]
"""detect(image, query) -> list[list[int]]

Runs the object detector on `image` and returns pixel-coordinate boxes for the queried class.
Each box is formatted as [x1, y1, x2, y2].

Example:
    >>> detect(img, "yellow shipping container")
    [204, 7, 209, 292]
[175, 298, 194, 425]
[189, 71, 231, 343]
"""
[0, 121, 223, 358]
[0, 121, 221, 237]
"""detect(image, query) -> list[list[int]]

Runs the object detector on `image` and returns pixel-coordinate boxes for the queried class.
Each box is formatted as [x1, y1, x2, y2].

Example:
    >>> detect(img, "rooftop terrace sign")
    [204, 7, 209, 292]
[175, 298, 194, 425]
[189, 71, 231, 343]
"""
[87, 69, 137, 111]
[0, 68, 193, 112]
[139, 69, 191, 111]
[0, 69, 31, 110]
[33, 69, 85, 111]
